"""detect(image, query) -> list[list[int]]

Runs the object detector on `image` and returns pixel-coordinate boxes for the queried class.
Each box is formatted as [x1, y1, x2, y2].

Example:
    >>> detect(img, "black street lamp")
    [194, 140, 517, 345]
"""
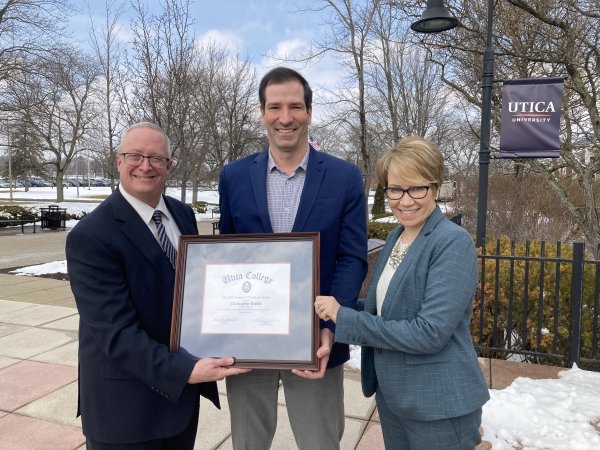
[412, 0, 494, 248]
[410, 0, 459, 33]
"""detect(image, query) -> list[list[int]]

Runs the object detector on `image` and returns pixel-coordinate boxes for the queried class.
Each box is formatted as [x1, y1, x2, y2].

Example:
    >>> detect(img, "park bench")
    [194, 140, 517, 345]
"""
[0, 218, 37, 233]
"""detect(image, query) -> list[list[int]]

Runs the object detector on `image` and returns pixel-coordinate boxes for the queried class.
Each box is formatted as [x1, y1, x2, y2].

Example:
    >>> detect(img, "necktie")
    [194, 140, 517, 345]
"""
[151, 210, 177, 269]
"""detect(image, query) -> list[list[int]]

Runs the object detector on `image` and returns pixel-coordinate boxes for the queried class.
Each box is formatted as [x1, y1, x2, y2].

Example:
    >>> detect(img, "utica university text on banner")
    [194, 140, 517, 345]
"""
[499, 77, 564, 159]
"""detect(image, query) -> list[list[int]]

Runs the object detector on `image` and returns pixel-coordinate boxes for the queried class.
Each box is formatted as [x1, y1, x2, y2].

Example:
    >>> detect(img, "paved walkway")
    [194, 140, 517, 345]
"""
[0, 224, 566, 449]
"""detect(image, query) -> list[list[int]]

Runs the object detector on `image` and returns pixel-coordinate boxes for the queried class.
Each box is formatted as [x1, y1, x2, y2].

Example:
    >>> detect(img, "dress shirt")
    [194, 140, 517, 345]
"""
[266, 147, 309, 233]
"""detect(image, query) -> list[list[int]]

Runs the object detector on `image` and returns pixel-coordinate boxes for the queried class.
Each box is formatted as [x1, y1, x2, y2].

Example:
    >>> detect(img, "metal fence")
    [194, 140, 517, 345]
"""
[473, 239, 600, 371]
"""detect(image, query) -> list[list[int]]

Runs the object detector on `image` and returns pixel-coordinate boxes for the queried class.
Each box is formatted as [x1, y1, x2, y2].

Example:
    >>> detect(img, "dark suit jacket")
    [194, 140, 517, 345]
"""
[335, 207, 490, 420]
[66, 189, 219, 444]
[218, 146, 368, 368]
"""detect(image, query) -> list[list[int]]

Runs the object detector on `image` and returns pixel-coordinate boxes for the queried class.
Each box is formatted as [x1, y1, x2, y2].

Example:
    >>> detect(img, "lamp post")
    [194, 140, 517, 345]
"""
[7, 135, 13, 201]
[412, 0, 495, 248]
[76, 157, 80, 198]
[475, 0, 495, 248]
[2, 119, 14, 201]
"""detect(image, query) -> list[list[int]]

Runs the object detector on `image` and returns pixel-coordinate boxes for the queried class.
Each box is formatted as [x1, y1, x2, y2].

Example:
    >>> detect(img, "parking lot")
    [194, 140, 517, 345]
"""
[0, 177, 113, 189]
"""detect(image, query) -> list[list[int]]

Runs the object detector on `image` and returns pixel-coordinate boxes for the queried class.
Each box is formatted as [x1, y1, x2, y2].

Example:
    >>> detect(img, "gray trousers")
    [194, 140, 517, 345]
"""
[226, 365, 344, 450]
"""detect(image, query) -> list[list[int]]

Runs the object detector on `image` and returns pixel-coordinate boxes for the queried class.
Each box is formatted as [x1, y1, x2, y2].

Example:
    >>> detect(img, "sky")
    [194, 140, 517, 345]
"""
[71, 0, 344, 116]
[2, 186, 600, 449]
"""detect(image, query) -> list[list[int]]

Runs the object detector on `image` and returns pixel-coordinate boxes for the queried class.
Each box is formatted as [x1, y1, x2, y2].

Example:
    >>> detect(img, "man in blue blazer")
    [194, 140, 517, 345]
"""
[219, 67, 368, 449]
[67, 122, 247, 449]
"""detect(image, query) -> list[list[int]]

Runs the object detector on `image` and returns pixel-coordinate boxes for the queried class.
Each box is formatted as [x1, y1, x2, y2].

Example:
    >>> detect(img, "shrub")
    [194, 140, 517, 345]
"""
[65, 211, 87, 220]
[190, 201, 208, 214]
[368, 211, 462, 240]
[0, 205, 38, 223]
[368, 221, 397, 240]
[472, 236, 598, 369]
[0, 204, 88, 226]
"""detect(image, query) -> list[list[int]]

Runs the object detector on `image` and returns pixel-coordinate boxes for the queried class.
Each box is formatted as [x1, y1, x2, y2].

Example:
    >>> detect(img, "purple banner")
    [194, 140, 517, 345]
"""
[499, 77, 564, 158]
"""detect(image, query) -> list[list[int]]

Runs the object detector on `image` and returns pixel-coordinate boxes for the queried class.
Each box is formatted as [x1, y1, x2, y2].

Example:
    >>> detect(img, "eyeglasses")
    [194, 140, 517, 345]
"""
[120, 153, 170, 168]
[383, 185, 430, 200]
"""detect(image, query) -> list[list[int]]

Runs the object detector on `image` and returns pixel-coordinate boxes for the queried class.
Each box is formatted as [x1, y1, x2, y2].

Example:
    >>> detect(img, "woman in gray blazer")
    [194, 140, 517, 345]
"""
[315, 136, 489, 449]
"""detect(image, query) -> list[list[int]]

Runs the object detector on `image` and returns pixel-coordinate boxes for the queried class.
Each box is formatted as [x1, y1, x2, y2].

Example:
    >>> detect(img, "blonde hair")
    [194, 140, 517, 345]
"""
[375, 136, 444, 190]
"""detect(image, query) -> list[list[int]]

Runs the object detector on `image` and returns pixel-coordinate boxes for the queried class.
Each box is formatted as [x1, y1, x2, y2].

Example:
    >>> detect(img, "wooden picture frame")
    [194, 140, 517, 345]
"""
[170, 232, 320, 370]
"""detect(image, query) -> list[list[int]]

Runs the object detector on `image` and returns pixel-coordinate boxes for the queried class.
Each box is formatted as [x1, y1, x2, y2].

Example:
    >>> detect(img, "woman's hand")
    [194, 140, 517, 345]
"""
[314, 295, 341, 324]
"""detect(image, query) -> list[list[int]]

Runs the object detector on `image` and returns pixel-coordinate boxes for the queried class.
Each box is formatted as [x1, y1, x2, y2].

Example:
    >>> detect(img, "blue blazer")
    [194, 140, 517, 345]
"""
[66, 189, 219, 444]
[219, 147, 368, 368]
[335, 207, 489, 420]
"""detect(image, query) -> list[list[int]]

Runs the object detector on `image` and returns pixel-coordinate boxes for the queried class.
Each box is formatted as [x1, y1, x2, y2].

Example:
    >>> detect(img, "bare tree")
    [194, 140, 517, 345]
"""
[297, 1, 470, 210]
[0, 0, 74, 83]
[367, 12, 471, 174]
[4, 48, 100, 201]
[128, 0, 207, 202]
[302, 0, 381, 206]
[194, 42, 262, 177]
[87, 0, 129, 190]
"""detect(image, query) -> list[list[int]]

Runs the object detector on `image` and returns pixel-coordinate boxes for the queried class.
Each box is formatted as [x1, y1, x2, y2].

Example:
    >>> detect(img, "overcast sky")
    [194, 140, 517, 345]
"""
[70, 0, 343, 103]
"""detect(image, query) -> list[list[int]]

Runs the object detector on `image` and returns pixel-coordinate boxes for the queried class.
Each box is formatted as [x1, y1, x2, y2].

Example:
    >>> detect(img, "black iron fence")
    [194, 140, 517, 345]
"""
[473, 239, 600, 371]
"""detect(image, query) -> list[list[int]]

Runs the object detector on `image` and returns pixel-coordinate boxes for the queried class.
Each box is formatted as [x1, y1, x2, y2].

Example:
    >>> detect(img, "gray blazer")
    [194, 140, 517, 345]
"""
[335, 206, 489, 421]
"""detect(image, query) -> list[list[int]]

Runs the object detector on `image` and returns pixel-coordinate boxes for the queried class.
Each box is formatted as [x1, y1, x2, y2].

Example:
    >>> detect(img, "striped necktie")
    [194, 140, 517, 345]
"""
[151, 210, 177, 269]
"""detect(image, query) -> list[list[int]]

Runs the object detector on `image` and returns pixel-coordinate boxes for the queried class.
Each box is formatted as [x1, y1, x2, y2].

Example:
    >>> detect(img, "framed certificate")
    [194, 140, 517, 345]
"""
[170, 232, 320, 370]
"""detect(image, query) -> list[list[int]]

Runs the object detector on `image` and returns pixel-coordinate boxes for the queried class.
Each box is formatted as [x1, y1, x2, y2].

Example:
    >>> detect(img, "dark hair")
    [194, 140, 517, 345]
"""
[258, 67, 312, 111]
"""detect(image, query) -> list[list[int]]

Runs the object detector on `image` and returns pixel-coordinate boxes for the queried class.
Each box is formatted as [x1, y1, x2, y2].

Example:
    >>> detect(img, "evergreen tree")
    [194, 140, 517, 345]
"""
[5, 119, 47, 186]
[371, 183, 386, 217]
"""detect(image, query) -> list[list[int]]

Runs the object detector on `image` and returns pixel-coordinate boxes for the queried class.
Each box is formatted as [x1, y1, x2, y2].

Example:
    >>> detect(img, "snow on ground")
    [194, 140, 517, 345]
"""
[344, 338, 599, 449]
[0, 186, 219, 224]
[482, 366, 600, 449]
[0, 185, 218, 204]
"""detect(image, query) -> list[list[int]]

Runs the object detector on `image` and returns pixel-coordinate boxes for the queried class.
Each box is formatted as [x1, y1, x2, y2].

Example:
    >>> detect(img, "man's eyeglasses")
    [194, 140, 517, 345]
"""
[120, 153, 170, 168]
[383, 185, 430, 200]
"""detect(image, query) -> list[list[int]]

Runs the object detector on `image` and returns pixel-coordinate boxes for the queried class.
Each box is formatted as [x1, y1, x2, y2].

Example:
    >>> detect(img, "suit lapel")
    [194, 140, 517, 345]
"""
[293, 147, 324, 231]
[164, 196, 195, 235]
[249, 150, 273, 232]
[379, 206, 446, 316]
[111, 189, 170, 269]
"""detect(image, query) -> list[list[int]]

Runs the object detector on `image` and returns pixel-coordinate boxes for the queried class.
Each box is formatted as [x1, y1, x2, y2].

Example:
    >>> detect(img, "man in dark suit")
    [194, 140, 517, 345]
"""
[67, 122, 248, 449]
[219, 67, 368, 449]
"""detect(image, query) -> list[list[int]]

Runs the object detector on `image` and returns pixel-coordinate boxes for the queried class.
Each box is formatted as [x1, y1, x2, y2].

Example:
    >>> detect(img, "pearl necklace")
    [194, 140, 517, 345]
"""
[388, 237, 413, 269]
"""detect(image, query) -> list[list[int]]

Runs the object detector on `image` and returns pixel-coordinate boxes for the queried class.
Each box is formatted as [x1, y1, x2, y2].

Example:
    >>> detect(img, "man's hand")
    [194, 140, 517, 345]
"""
[291, 328, 334, 379]
[314, 295, 341, 323]
[188, 357, 250, 383]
